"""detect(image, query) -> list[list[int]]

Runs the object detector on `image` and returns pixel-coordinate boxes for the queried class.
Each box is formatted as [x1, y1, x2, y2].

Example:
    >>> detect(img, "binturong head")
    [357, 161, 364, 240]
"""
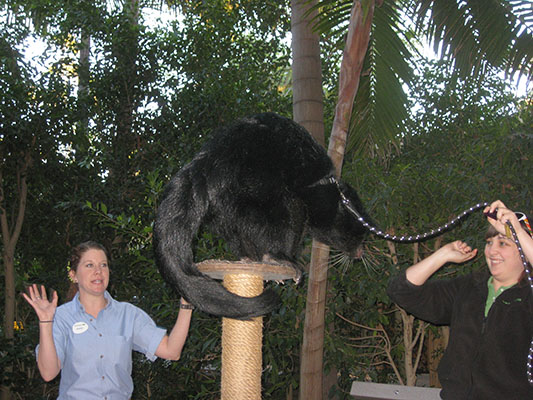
[303, 178, 370, 259]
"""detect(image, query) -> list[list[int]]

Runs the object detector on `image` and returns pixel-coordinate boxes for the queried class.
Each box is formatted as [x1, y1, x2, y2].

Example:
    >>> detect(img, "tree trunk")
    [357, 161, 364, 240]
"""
[297, 1, 374, 399]
[77, 31, 91, 136]
[108, 0, 140, 197]
[326, 0, 374, 173]
[325, 5, 374, 391]
[0, 147, 32, 400]
[291, 0, 326, 398]
[399, 308, 426, 386]
[427, 238, 447, 387]
[427, 326, 449, 387]
[291, 0, 324, 141]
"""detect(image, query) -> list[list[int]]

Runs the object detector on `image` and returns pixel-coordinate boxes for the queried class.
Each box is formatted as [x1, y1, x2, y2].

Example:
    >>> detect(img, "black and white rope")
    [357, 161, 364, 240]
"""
[505, 221, 533, 386]
[330, 176, 533, 385]
[337, 182, 489, 243]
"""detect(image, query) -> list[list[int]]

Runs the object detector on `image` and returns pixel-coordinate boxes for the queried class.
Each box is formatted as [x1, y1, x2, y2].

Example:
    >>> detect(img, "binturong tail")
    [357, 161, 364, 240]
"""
[153, 169, 280, 320]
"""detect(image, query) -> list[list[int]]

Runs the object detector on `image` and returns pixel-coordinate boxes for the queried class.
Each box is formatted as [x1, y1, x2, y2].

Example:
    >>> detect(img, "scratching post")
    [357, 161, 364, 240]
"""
[197, 260, 299, 400]
[222, 273, 263, 400]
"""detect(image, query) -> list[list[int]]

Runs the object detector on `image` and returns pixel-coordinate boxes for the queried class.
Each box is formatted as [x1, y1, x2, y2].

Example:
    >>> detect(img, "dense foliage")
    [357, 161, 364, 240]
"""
[331, 59, 532, 396]
[1, 1, 531, 399]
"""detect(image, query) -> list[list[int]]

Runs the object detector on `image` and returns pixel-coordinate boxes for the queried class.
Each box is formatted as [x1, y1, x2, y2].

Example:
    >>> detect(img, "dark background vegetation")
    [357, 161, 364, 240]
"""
[1, 0, 531, 399]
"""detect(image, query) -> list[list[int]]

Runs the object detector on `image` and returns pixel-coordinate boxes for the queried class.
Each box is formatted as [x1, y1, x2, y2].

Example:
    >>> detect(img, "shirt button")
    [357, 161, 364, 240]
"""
[102, 376, 105, 380]
[100, 355, 104, 359]
[99, 333, 102, 337]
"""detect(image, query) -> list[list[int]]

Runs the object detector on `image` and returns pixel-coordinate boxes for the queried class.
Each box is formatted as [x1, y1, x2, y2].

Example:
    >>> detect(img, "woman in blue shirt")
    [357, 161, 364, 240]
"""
[23, 241, 193, 400]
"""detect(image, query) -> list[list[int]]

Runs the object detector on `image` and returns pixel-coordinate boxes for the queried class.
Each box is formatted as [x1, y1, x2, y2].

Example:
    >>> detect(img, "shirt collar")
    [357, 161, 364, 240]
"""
[487, 276, 516, 294]
[74, 290, 114, 313]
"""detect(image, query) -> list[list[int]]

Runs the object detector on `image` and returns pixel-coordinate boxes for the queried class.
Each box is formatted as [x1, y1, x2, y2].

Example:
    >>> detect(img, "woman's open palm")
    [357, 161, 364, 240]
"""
[22, 284, 58, 322]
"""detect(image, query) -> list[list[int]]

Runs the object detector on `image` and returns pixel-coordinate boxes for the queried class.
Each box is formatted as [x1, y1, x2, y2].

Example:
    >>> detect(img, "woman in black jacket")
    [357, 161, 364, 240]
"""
[387, 200, 533, 400]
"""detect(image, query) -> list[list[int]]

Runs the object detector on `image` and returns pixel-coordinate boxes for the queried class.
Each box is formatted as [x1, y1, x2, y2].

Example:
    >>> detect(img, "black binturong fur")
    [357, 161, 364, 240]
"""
[154, 113, 370, 320]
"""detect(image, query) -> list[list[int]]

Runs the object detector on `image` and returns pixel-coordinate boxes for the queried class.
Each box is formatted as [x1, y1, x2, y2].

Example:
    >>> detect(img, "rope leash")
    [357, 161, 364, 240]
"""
[336, 179, 489, 243]
[505, 221, 533, 385]
[333, 178, 533, 385]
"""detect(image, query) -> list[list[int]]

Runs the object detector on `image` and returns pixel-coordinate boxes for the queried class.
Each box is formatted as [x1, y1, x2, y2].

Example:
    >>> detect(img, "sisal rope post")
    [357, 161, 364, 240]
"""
[197, 260, 299, 400]
[222, 273, 263, 400]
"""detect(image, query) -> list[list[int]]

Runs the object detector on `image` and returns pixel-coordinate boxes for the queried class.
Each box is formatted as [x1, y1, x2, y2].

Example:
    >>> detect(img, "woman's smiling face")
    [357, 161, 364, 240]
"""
[70, 248, 110, 297]
[484, 234, 524, 288]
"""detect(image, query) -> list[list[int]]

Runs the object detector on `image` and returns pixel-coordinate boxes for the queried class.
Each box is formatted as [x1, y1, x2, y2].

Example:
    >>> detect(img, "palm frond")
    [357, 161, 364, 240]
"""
[313, 0, 415, 161]
[410, 0, 533, 81]
[305, 0, 531, 161]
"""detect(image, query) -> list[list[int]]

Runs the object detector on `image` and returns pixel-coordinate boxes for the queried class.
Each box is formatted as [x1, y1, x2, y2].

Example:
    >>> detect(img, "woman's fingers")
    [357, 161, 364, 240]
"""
[39, 284, 48, 301]
[24, 284, 56, 308]
[21, 291, 31, 305]
[28, 284, 38, 301]
[50, 290, 58, 306]
[31, 284, 41, 300]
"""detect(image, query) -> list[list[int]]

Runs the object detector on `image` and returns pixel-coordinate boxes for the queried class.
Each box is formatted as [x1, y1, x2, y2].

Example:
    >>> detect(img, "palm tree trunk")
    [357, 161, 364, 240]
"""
[291, 0, 324, 143]
[327, 0, 374, 172]
[297, 1, 374, 399]
[291, 0, 326, 396]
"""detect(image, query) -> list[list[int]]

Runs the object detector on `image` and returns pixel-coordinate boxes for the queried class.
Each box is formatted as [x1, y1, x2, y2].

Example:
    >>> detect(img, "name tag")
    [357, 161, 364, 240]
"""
[72, 321, 89, 334]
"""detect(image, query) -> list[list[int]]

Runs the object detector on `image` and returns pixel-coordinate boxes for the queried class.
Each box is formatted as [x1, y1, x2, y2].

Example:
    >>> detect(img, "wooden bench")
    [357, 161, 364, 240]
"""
[350, 382, 442, 400]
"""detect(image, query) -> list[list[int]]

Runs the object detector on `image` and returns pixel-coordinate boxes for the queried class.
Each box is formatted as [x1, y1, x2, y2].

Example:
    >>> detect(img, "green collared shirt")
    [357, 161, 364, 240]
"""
[484, 277, 516, 317]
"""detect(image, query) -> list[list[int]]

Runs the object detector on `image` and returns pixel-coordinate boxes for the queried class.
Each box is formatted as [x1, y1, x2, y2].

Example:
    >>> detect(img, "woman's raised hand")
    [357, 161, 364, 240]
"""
[22, 284, 58, 322]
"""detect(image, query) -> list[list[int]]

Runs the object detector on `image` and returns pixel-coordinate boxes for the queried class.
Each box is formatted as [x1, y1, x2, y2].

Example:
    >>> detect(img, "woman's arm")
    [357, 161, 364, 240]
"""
[387, 241, 477, 325]
[154, 299, 193, 361]
[406, 241, 478, 286]
[22, 284, 61, 381]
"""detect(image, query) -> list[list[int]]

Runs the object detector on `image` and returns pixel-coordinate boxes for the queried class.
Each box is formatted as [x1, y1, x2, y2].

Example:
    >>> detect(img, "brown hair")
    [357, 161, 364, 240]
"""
[66, 241, 110, 301]
[484, 215, 532, 283]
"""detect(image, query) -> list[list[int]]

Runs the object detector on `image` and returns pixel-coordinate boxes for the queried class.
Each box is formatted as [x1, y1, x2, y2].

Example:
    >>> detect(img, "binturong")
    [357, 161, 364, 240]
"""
[153, 112, 371, 320]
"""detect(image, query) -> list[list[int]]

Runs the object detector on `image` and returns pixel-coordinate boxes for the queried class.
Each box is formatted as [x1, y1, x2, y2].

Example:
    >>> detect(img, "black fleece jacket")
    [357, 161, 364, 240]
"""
[387, 269, 533, 400]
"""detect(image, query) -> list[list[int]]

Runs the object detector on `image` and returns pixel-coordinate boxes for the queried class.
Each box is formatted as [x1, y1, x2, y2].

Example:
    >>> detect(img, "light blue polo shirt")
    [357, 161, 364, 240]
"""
[37, 291, 166, 399]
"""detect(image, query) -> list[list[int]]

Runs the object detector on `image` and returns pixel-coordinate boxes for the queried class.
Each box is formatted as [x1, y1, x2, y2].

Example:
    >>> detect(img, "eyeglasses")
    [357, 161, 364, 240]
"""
[516, 212, 533, 237]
